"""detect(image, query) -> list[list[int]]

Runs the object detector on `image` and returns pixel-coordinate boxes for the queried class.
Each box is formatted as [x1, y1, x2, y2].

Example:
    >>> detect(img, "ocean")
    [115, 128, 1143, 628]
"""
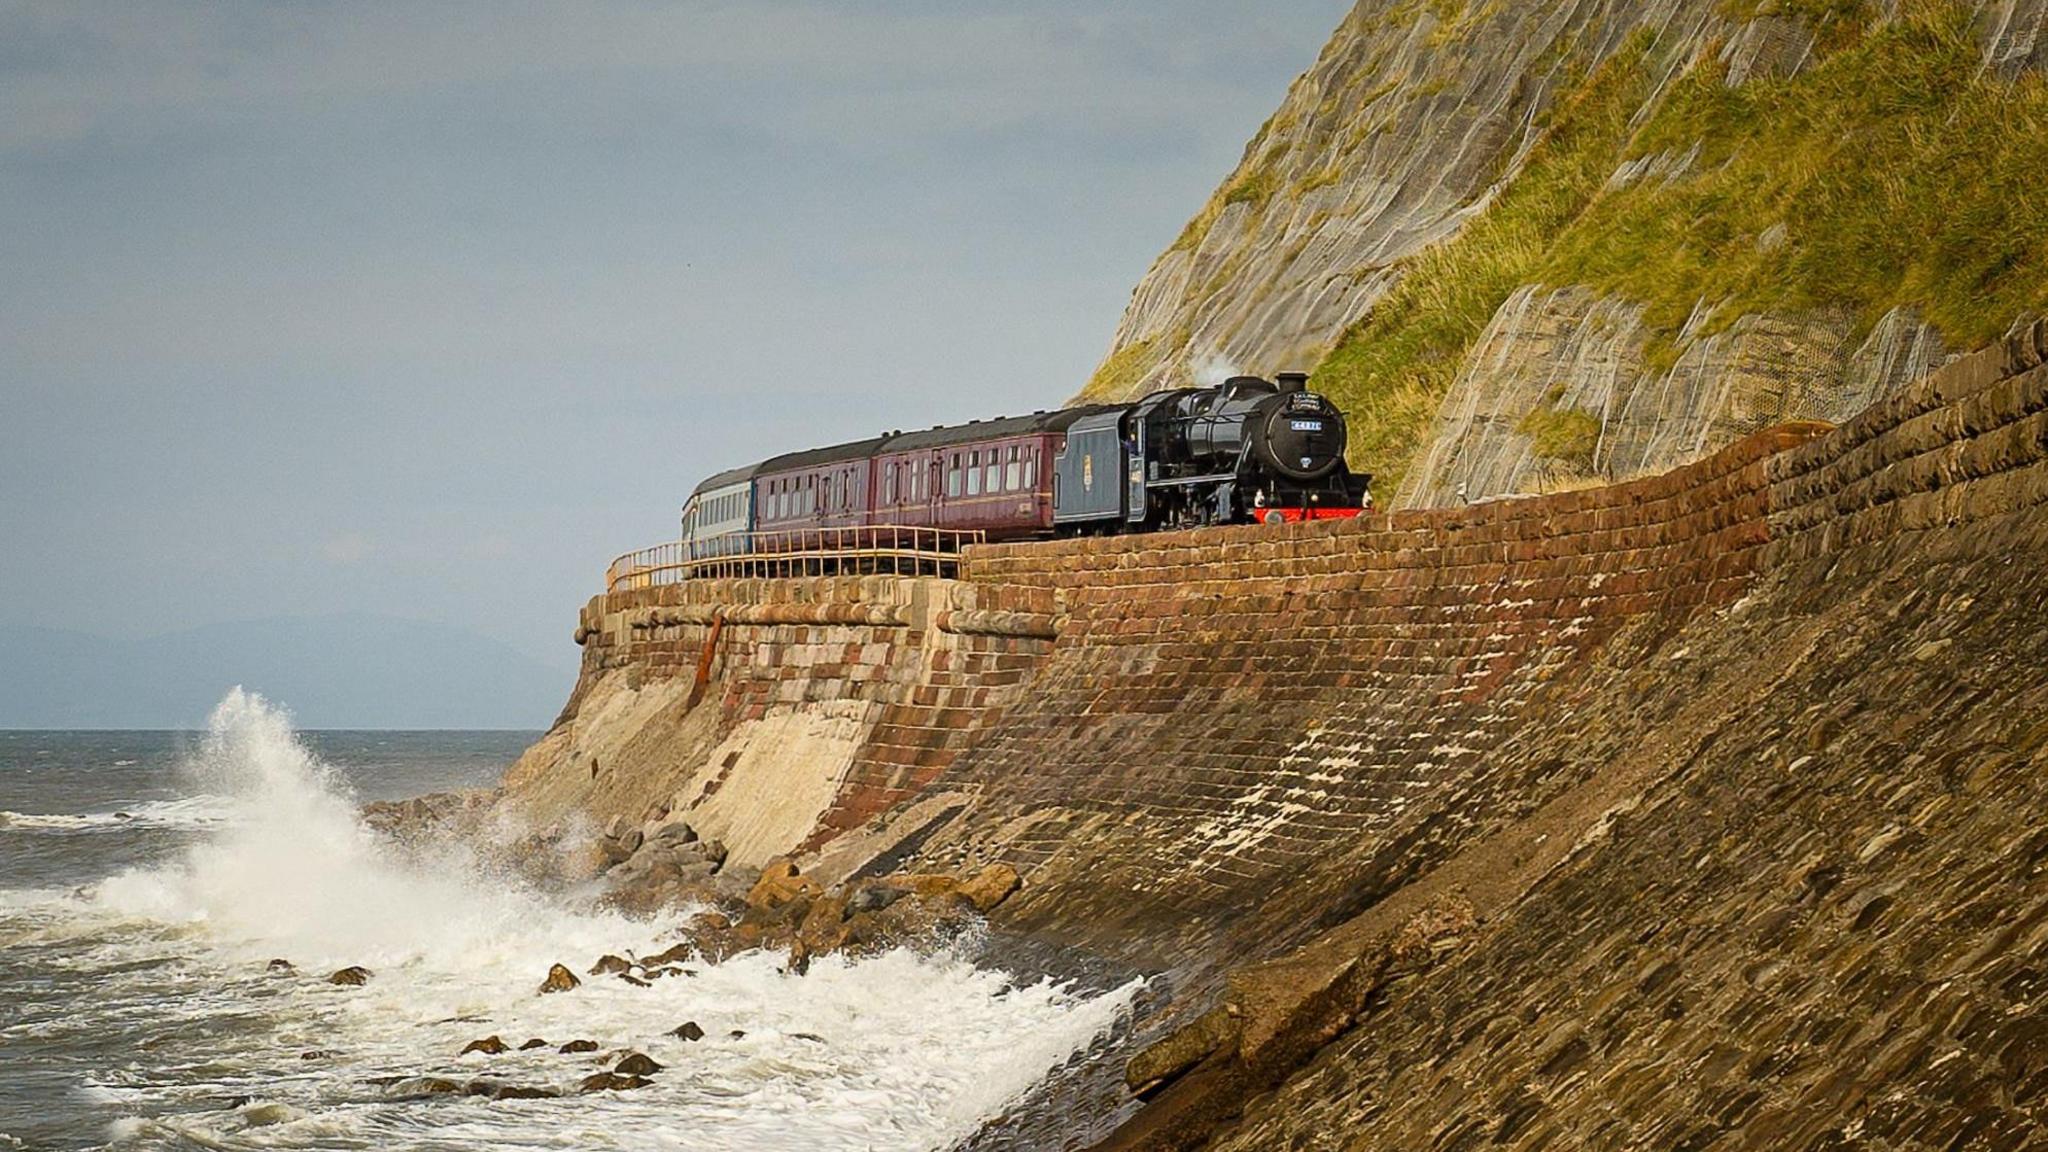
[0, 693, 1135, 1151]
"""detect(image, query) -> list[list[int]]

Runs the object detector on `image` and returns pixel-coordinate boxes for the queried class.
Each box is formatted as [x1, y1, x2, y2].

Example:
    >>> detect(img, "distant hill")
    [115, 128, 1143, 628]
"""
[0, 614, 568, 730]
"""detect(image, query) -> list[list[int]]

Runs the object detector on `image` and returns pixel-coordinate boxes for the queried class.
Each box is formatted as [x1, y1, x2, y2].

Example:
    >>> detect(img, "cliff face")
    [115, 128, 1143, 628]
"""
[1081, 0, 2048, 506]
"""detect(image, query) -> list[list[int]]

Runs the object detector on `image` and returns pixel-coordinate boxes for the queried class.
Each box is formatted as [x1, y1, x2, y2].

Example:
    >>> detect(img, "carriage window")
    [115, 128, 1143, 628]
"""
[947, 454, 962, 497]
[1006, 446, 1022, 491]
[967, 451, 981, 495]
[986, 451, 1002, 493]
[1025, 449, 1038, 490]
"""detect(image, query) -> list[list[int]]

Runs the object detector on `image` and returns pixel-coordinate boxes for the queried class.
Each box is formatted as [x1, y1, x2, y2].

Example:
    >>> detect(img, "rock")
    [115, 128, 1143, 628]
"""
[671, 1021, 706, 1042]
[614, 1052, 664, 1076]
[618, 825, 646, 855]
[266, 958, 295, 972]
[558, 1039, 600, 1054]
[603, 815, 630, 841]
[461, 1035, 510, 1056]
[846, 883, 905, 916]
[647, 820, 698, 847]
[579, 1072, 653, 1093]
[327, 966, 373, 986]
[598, 837, 634, 869]
[518, 1038, 549, 1051]
[618, 972, 651, 988]
[787, 935, 812, 976]
[746, 857, 820, 912]
[959, 863, 1021, 912]
[644, 942, 694, 968]
[488, 1084, 558, 1101]
[790, 1032, 826, 1044]
[300, 1050, 336, 1060]
[588, 954, 633, 976]
[539, 963, 581, 994]
[727, 1030, 747, 1040]
[697, 838, 729, 869]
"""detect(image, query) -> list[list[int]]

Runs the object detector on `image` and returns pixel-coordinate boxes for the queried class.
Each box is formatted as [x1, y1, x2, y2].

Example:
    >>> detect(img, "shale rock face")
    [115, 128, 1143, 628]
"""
[1082, 0, 2048, 506]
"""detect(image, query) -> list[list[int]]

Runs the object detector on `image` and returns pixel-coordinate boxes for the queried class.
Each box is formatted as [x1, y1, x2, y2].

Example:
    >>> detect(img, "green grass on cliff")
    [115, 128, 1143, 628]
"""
[1309, 38, 1656, 497]
[1313, 0, 2048, 495]
[1546, 3, 2048, 349]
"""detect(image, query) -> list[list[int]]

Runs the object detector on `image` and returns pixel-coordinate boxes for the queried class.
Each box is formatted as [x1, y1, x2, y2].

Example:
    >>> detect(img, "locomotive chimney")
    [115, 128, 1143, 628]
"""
[1275, 371, 1309, 394]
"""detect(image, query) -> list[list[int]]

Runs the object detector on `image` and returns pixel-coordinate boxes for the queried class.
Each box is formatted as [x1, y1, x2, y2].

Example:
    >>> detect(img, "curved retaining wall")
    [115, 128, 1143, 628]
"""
[927, 421, 1828, 966]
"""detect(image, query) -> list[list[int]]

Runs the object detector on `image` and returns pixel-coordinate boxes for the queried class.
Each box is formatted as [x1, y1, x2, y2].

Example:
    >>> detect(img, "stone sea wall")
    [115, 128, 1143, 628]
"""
[506, 324, 2048, 1149]
[497, 576, 1058, 870]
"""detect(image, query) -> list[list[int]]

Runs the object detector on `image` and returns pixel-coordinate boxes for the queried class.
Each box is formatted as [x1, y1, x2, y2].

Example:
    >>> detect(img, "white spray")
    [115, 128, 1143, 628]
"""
[66, 690, 1137, 1151]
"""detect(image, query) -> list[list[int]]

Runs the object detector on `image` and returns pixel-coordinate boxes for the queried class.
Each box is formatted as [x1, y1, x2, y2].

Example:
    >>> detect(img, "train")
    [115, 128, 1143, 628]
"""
[679, 370, 1372, 558]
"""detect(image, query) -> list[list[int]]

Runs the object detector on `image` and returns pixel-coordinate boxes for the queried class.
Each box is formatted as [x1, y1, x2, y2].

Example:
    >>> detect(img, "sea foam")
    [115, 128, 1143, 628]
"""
[43, 689, 1135, 1150]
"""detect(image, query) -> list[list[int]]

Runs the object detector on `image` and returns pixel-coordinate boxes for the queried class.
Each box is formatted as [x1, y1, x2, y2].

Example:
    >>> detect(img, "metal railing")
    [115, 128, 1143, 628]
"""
[604, 525, 988, 592]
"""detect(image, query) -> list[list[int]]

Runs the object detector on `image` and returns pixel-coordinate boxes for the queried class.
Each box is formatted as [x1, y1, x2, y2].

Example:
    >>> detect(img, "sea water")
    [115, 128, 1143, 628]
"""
[0, 693, 1136, 1150]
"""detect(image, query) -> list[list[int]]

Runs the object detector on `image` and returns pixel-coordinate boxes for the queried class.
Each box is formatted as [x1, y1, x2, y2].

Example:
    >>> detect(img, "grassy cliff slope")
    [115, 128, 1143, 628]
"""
[1081, 0, 2048, 504]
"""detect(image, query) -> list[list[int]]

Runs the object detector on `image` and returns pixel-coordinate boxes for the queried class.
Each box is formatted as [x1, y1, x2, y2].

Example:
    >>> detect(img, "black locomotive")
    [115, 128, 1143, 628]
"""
[1052, 371, 1371, 531]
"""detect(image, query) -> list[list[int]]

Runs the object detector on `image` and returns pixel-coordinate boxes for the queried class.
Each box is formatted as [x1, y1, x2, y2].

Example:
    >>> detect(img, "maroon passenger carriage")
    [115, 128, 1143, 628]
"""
[747, 408, 1121, 545]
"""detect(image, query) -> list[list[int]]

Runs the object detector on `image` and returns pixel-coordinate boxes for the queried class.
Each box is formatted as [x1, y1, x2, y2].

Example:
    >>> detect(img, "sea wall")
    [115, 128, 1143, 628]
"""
[506, 323, 2048, 1150]
[497, 576, 1058, 869]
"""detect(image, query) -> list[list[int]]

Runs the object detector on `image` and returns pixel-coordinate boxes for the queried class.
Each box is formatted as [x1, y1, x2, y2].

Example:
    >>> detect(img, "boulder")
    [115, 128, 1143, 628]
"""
[646, 820, 698, 848]
[671, 1021, 705, 1042]
[959, 863, 1022, 912]
[588, 954, 633, 976]
[327, 966, 373, 986]
[643, 942, 694, 968]
[598, 837, 634, 869]
[461, 1035, 510, 1056]
[579, 1072, 653, 1093]
[266, 958, 295, 972]
[746, 858, 820, 912]
[614, 1052, 664, 1076]
[518, 1038, 549, 1051]
[845, 883, 905, 916]
[558, 1039, 599, 1054]
[488, 1084, 558, 1101]
[617, 826, 645, 855]
[539, 964, 581, 994]
[618, 972, 651, 988]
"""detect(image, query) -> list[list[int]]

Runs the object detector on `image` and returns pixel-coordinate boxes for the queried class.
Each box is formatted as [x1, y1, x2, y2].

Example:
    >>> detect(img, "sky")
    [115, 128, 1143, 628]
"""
[0, 0, 1353, 725]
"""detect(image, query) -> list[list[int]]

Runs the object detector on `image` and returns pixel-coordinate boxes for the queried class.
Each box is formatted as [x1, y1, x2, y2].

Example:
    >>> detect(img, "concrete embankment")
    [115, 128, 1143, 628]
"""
[502, 322, 2048, 1149]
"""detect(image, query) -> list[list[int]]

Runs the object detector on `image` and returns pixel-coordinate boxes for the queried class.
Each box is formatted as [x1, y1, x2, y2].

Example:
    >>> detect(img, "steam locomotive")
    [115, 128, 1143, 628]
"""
[680, 371, 1371, 557]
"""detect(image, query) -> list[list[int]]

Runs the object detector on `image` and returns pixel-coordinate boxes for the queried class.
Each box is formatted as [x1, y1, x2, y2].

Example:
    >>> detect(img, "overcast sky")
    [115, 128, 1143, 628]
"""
[1, 1, 1351, 720]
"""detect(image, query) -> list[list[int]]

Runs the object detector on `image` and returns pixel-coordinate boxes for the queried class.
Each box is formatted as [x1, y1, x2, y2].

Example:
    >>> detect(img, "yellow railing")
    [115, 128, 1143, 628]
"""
[604, 526, 988, 593]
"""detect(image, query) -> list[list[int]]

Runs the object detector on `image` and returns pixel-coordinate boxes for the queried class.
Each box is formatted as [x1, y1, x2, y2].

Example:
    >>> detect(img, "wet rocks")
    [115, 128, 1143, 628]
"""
[589, 954, 633, 976]
[579, 1072, 653, 1093]
[558, 1039, 599, 1054]
[613, 1052, 664, 1076]
[671, 1021, 705, 1042]
[539, 963, 581, 994]
[485, 1084, 558, 1101]
[518, 1038, 549, 1051]
[460, 1035, 510, 1056]
[326, 966, 373, 986]
[266, 958, 294, 972]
